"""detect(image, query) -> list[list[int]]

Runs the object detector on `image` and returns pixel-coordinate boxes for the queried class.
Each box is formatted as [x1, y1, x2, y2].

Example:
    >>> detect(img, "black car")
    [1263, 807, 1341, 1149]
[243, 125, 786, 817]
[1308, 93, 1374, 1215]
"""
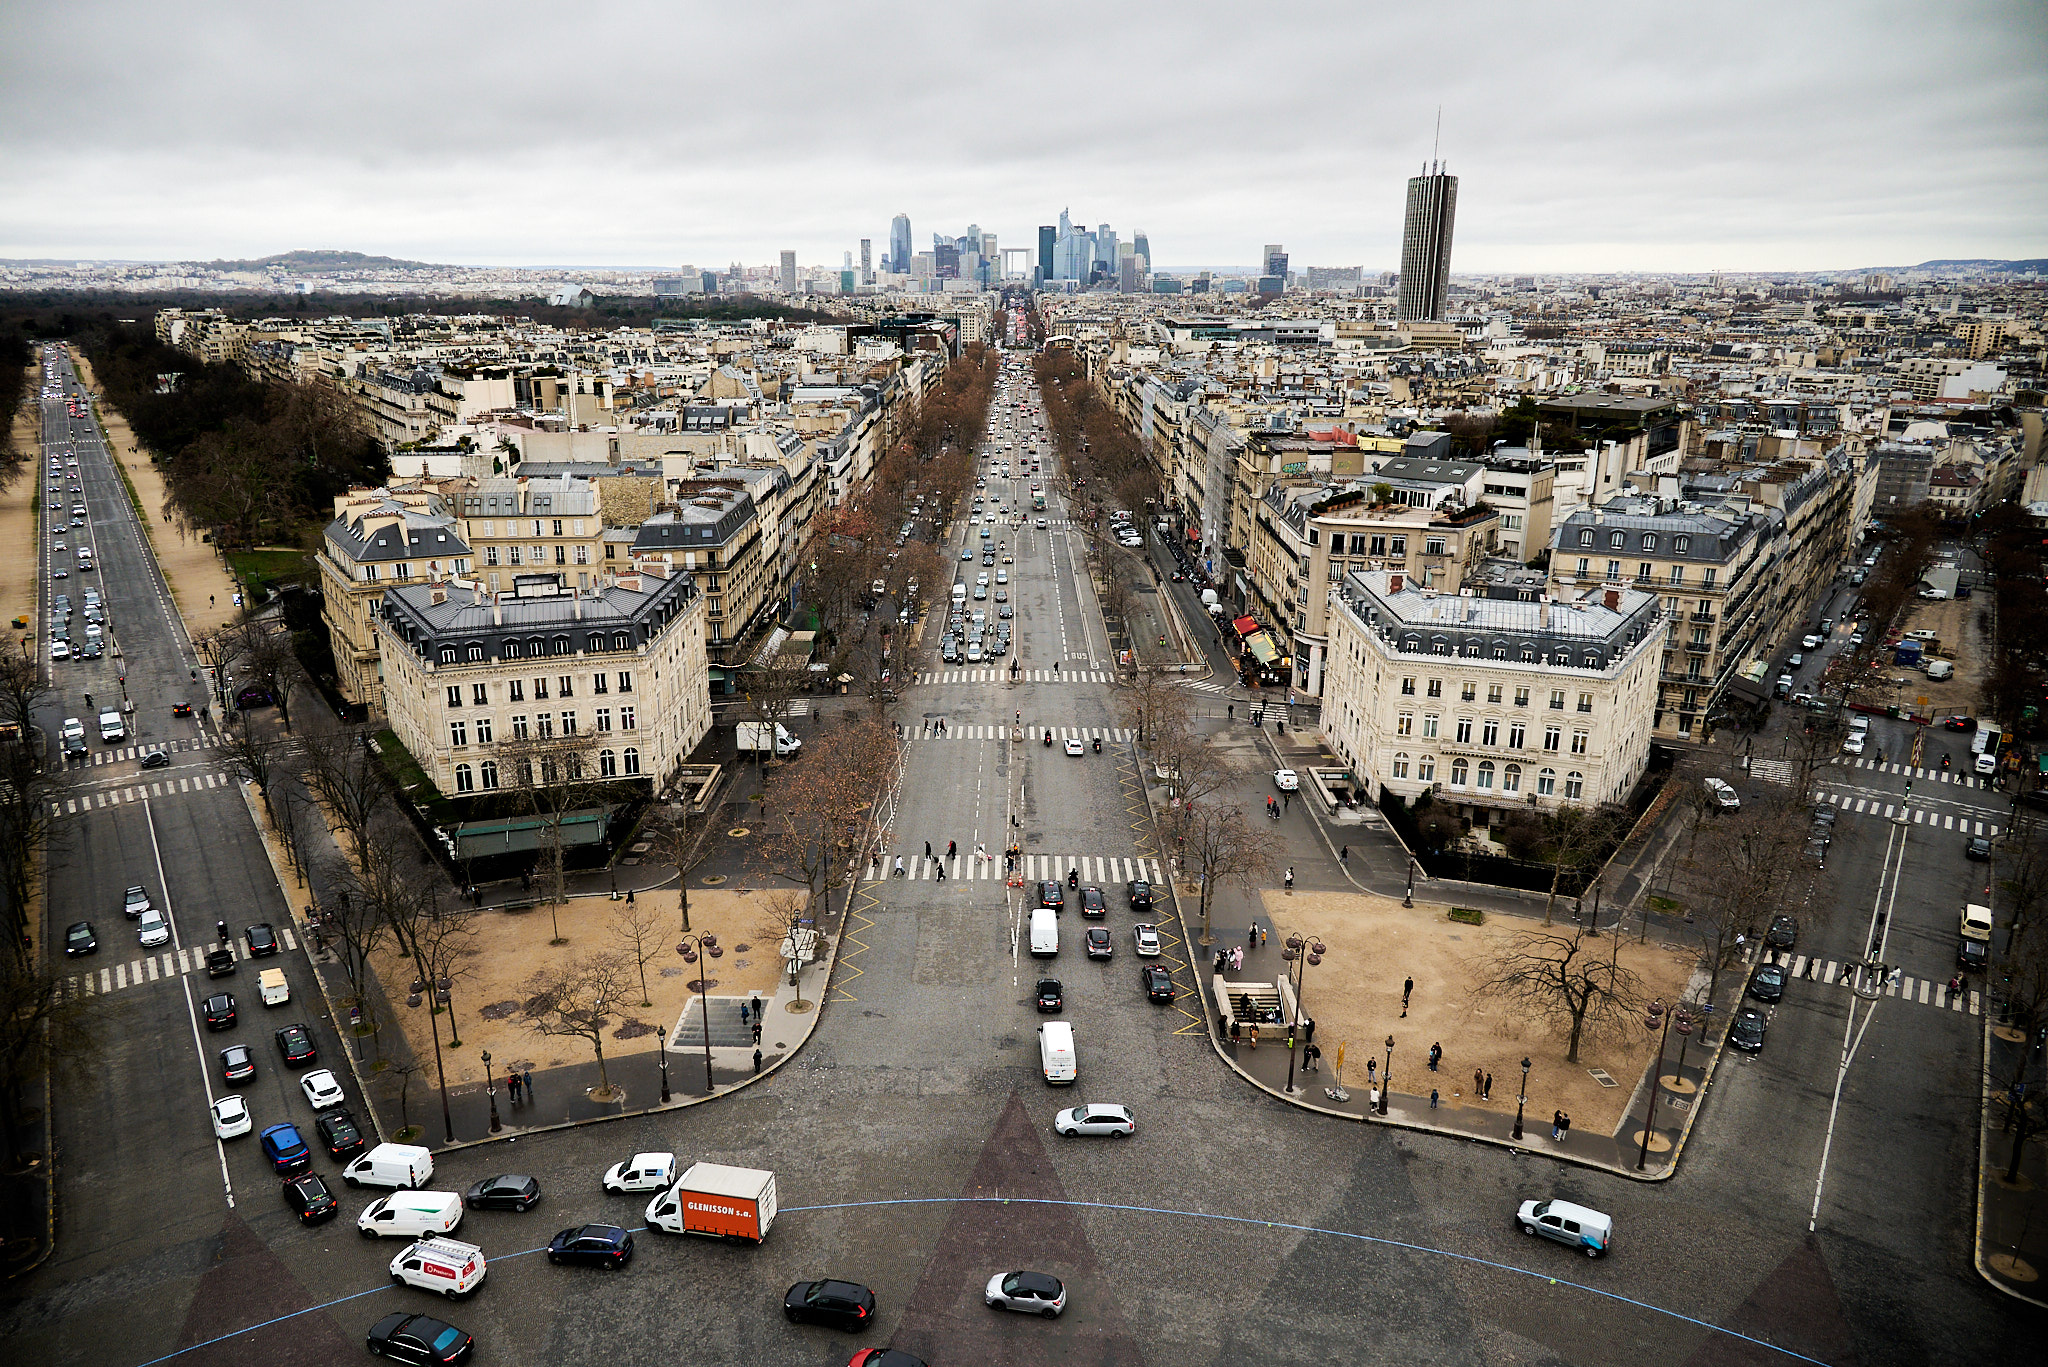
[1078, 886, 1106, 918]
[275, 1023, 316, 1066]
[140, 749, 170, 770]
[465, 1174, 541, 1211]
[1142, 965, 1177, 1003]
[1747, 963, 1787, 1003]
[1729, 1007, 1768, 1052]
[1764, 915, 1798, 949]
[171, 702, 193, 718]
[220, 1044, 256, 1084]
[283, 1173, 339, 1224]
[64, 921, 98, 956]
[245, 923, 278, 957]
[1958, 937, 1989, 971]
[317, 1109, 367, 1161]
[365, 1312, 474, 1365]
[1084, 926, 1113, 959]
[783, 1278, 876, 1331]
[1965, 836, 1993, 861]
[203, 992, 237, 1030]
[1126, 879, 1152, 911]
[849, 1352, 927, 1367]
[547, 1223, 632, 1268]
[1036, 881, 1063, 911]
[1034, 978, 1064, 1013]
[205, 947, 238, 978]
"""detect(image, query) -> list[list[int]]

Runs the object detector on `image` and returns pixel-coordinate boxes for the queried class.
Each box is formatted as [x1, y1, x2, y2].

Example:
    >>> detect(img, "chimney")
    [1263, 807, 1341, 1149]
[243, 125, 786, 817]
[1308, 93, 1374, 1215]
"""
[1539, 593, 1551, 629]
[471, 585, 483, 607]
[1388, 572, 1404, 594]
[491, 593, 503, 627]
[429, 587, 446, 606]
[1604, 588, 1620, 610]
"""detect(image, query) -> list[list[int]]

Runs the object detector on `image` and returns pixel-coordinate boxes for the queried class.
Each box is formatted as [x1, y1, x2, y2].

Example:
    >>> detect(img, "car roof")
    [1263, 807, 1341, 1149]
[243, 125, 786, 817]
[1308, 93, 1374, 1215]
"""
[1008, 1270, 1063, 1293]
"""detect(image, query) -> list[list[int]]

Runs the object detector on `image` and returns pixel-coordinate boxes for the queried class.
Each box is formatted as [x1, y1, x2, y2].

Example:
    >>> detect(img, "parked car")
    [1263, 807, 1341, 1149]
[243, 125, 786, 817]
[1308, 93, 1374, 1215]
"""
[1966, 835, 1993, 861]
[1133, 924, 1161, 956]
[1142, 964, 1177, 1003]
[1273, 768, 1299, 791]
[1729, 1007, 1768, 1052]
[1702, 777, 1740, 810]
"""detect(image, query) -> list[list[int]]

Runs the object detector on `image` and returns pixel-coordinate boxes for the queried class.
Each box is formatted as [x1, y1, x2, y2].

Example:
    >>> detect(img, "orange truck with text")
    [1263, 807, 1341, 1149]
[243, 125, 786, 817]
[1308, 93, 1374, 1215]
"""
[644, 1163, 779, 1243]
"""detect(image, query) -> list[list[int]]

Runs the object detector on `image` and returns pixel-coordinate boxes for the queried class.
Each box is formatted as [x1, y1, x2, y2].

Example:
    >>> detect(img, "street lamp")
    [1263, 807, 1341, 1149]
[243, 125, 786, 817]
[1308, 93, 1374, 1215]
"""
[1378, 1035, 1395, 1115]
[657, 1025, 672, 1103]
[1513, 1056, 1531, 1141]
[1403, 858, 1417, 909]
[675, 932, 722, 1093]
[407, 976, 456, 1145]
[1281, 933, 1327, 1096]
[1635, 999, 1692, 1171]
[482, 1050, 501, 1133]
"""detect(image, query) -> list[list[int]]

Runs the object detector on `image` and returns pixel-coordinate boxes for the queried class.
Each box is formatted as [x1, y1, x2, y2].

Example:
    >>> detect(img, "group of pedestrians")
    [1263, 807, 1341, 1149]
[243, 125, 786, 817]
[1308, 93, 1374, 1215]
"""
[502, 1065, 535, 1106]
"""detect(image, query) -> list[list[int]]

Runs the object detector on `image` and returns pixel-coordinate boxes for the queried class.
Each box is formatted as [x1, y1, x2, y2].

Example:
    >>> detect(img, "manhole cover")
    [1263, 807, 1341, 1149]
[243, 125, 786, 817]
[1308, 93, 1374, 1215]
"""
[702, 874, 728, 885]
[1587, 1068, 1618, 1087]
[728, 828, 751, 838]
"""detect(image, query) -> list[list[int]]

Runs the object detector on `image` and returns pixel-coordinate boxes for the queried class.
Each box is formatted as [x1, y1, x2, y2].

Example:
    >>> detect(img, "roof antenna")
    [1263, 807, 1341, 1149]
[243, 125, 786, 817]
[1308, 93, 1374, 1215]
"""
[1432, 106, 1442, 174]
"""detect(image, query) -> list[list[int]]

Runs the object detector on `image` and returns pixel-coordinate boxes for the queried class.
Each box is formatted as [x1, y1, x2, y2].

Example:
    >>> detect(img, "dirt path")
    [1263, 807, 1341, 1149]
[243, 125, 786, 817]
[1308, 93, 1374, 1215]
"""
[5, 366, 41, 642]
[69, 349, 241, 640]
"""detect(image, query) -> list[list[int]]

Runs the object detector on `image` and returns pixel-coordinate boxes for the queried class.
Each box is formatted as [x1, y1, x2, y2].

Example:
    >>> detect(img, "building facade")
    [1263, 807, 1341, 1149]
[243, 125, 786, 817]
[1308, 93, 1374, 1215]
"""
[1397, 167, 1458, 323]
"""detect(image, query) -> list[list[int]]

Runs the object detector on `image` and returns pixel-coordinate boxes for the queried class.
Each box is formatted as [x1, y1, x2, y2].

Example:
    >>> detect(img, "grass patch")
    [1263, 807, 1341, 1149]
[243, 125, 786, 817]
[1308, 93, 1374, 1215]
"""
[1646, 894, 1682, 913]
[370, 728, 442, 802]
[1448, 906, 1486, 925]
[228, 547, 313, 602]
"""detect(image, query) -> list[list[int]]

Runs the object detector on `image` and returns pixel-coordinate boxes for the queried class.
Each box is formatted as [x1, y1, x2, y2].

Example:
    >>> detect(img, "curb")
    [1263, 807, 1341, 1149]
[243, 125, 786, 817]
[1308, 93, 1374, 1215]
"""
[1971, 1006, 2048, 1307]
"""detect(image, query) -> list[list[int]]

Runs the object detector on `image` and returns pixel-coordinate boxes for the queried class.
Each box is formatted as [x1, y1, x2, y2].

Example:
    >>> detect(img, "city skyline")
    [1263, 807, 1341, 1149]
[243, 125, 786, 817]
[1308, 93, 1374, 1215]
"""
[1, 1, 2043, 272]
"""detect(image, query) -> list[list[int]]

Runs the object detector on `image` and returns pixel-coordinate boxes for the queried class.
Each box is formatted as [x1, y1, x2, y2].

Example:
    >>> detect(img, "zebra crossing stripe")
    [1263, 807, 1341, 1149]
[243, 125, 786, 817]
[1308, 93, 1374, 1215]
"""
[1766, 952, 1977, 1014]
[871, 853, 1164, 884]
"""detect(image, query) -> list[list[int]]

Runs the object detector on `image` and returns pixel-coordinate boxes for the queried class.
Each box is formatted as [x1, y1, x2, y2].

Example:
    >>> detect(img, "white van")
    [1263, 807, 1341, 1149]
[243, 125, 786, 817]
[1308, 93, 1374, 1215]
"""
[357, 1190, 464, 1240]
[389, 1236, 486, 1297]
[1037, 1021, 1077, 1085]
[1028, 907, 1059, 958]
[1923, 659, 1954, 681]
[1516, 1198, 1612, 1257]
[98, 709, 125, 742]
[344, 1143, 434, 1190]
[257, 967, 290, 1007]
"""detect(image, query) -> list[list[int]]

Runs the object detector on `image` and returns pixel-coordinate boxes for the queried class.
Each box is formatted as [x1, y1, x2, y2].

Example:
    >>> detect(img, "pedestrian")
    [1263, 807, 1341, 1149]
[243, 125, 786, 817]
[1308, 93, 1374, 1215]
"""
[1248, 1023, 1258, 1050]
[752, 1048, 763, 1074]
[1428, 1042, 1441, 1072]
[1307, 1043, 1321, 1071]
[1483, 1072, 1493, 1100]
[1282, 793, 1290, 812]
[1430, 1088, 1439, 1110]
[739, 999, 750, 1026]
[947, 840, 957, 859]
[1558, 1112, 1571, 1141]
[925, 841, 932, 859]
[1248, 923, 1258, 948]
[751, 993, 763, 1022]
[1259, 926, 1268, 947]
[936, 860, 945, 881]
[1808, 956, 1819, 980]
[507, 1072, 521, 1104]
[1229, 1019, 1241, 1044]
[1341, 845, 1349, 862]
[1475, 1067, 1485, 1097]
[752, 1020, 762, 1044]
[1366, 1057, 1376, 1081]
[1228, 703, 1234, 719]
[1283, 868, 1293, 891]
[522, 1067, 533, 1098]
[1302, 1017, 1315, 1044]
[1403, 976, 1414, 1012]
[1552, 1110, 1564, 1141]
[893, 856, 905, 878]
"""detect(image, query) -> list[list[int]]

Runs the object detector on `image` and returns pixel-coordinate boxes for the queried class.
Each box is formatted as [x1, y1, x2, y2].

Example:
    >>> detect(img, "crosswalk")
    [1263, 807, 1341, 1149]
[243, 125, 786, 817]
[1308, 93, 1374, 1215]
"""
[917, 669, 1115, 685]
[66, 925, 300, 998]
[1830, 756, 1991, 788]
[1747, 758, 1796, 783]
[78, 734, 219, 766]
[1813, 790, 2001, 835]
[1755, 949, 1981, 1016]
[911, 725, 1134, 743]
[54, 771, 236, 815]
[871, 853, 1165, 884]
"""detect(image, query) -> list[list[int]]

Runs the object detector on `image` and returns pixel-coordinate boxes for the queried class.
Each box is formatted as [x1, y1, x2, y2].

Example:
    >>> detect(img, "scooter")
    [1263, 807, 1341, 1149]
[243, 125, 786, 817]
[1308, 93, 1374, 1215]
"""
[1067, 869, 1079, 889]
[1092, 736, 1102, 753]
[1043, 730, 1053, 746]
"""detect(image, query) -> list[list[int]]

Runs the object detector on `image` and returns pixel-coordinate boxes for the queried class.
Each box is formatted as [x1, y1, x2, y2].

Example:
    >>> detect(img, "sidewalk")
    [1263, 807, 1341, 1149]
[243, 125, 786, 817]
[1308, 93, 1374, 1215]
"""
[1976, 1009, 2048, 1306]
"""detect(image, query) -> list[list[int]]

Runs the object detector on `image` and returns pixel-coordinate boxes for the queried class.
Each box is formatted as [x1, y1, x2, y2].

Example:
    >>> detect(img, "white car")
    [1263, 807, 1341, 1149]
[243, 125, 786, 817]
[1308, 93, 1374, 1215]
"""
[986, 1269, 1069, 1316]
[1036, 517, 1049, 529]
[300, 1068, 346, 1109]
[1273, 769, 1299, 792]
[1064, 738, 1085, 756]
[1133, 924, 1161, 957]
[602, 1151, 676, 1193]
[1702, 777, 1740, 810]
[211, 1094, 252, 1139]
[123, 885, 152, 918]
[1841, 732, 1865, 756]
[1054, 1103, 1134, 1137]
[1802, 634, 1823, 650]
[60, 717, 85, 745]
[137, 909, 170, 948]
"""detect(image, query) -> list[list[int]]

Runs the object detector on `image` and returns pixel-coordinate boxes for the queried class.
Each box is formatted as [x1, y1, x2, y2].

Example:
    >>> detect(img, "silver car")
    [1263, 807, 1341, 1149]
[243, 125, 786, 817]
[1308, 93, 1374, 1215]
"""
[985, 1269, 1068, 1317]
[1054, 1104, 1133, 1138]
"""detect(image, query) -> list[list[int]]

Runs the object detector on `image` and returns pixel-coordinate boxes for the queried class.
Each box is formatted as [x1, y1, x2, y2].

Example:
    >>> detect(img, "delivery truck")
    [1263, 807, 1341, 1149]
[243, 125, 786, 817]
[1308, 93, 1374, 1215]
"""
[735, 722, 802, 758]
[644, 1162, 778, 1243]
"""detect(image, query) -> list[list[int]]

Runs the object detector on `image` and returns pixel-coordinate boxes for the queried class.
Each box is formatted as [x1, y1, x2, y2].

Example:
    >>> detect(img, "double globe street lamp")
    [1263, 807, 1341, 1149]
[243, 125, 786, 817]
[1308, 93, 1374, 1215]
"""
[1281, 932, 1327, 1096]
[1636, 999, 1693, 1171]
[675, 932, 722, 1094]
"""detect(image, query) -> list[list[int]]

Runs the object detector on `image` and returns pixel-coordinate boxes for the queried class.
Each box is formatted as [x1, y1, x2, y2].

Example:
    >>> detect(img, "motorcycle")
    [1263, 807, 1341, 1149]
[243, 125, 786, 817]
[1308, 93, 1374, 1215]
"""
[1092, 736, 1101, 753]
[1067, 869, 1079, 889]
[1043, 730, 1053, 747]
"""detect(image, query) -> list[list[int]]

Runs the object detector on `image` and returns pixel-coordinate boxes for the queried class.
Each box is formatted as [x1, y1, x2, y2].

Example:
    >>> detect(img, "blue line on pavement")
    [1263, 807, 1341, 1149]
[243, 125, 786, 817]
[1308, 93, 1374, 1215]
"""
[124, 1199, 1833, 1367]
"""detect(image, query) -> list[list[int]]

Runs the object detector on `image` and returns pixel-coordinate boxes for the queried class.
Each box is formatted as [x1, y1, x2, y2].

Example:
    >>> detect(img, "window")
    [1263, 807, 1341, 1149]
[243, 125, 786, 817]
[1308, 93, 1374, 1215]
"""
[1502, 764, 1522, 793]
[362, 564, 378, 582]
[1641, 535, 1658, 552]
[1482, 719, 1499, 746]
[1607, 560, 1622, 579]
[454, 763, 474, 793]
[575, 545, 590, 565]
[1476, 761, 1494, 790]
[437, 646, 456, 665]
[553, 636, 571, 656]
[530, 544, 544, 565]
[623, 747, 640, 776]
[479, 759, 499, 790]
[1391, 753, 1410, 779]
[1514, 687, 1530, 707]
[617, 671, 634, 693]
[1455, 717, 1473, 743]
[560, 711, 577, 735]
[1537, 768, 1556, 796]
[599, 748, 617, 778]
[1369, 534, 1387, 555]
[1413, 754, 1436, 782]
[1389, 535, 1406, 555]
[557, 675, 574, 698]
[471, 682, 489, 705]
[619, 705, 636, 731]
[1487, 684, 1502, 704]
[533, 677, 549, 700]
[507, 680, 524, 703]
[1564, 772, 1585, 800]
[484, 546, 500, 566]
[592, 672, 608, 694]
[1576, 557, 1590, 576]
[1396, 713, 1413, 737]
[1461, 681, 1476, 702]
[596, 707, 612, 733]
[1702, 568, 1717, 588]
[474, 716, 492, 743]
[448, 720, 467, 747]
[510, 715, 529, 741]
[605, 544, 616, 559]
[1425, 537, 1446, 556]
[1449, 758, 1468, 787]
[1577, 692, 1594, 713]
[1638, 563, 1652, 580]
[1572, 731, 1588, 754]
[1492, 644, 1508, 660]
[466, 643, 485, 662]
[1673, 536, 1690, 553]
[1432, 640, 1451, 655]
[1421, 714, 1439, 739]
[507, 545, 522, 565]
[1667, 566, 1684, 585]
[1608, 531, 1625, 549]
[612, 633, 631, 652]
[1401, 676, 1416, 695]
[1578, 529, 1594, 547]
[1509, 722, 1526, 748]
[552, 518, 564, 537]
[1426, 679, 1442, 698]
[446, 685, 463, 708]
[1549, 689, 1566, 709]
[536, 713, 554, 740]
[1543, 725, 1561, 751]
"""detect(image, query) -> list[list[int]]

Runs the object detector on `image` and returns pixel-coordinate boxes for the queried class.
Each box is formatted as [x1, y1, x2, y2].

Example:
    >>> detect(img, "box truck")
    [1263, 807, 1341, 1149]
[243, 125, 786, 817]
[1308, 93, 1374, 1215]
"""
[644, 1163, 778, 1243]
[735, 722, 801, 758]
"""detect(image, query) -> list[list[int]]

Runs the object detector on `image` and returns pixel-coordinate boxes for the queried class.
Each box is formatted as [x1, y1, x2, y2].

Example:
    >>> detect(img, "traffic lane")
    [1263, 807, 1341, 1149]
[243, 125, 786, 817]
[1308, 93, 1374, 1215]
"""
[1018, 741, 1136, 857]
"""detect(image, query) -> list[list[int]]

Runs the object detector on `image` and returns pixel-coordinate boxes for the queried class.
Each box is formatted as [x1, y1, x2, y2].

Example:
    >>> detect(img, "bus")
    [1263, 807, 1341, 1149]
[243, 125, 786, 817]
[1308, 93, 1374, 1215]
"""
[1032, 492, 1046, 511]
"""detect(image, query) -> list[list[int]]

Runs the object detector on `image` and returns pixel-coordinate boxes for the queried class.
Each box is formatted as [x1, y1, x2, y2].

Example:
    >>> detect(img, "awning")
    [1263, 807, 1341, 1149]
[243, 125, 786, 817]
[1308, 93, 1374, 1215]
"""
[450, 807, 616, 860]
[1232, 616, 1260, 638]
[1245, 632, 1279, 665]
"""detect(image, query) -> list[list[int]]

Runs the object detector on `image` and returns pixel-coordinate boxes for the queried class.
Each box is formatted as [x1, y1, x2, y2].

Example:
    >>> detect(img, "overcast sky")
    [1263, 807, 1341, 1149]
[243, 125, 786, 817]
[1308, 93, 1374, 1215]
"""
[3, 0, 2043, 274]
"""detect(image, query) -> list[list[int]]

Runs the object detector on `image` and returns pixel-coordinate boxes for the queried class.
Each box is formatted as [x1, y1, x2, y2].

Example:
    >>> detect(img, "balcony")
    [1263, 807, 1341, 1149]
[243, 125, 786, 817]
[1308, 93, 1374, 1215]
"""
[1684, 640, 1712, 654]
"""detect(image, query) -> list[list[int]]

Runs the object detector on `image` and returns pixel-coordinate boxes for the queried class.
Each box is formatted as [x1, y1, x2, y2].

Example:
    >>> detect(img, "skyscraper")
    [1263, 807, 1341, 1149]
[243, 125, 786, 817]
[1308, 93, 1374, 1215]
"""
[1132, 231, 1150, 272]
[1398, 164, 1458, 322]
[1037, 225, 1055, 283]
[859, 238, 871, 283]
[1264, 244, 1288, 280]
[889, 213, 911, 274]
[779, 250, 797, 294]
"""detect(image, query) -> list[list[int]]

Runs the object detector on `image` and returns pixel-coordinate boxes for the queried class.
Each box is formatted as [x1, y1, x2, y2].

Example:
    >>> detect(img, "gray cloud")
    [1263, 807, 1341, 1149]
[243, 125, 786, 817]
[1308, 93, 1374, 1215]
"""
[2, 0, 2042, 270]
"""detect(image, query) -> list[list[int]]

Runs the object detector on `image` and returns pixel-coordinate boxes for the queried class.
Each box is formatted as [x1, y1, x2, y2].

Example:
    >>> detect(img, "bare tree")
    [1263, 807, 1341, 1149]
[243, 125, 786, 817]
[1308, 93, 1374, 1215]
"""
[757, 719, 898, 922]
[609, 897, 668, 1008]
[300, 726, 391, 867]
[0, 656, 66, 966]
[380, 1058, 426, 1143]
[1992, 895, 2048, 1182]
[1468, 922, 1647, 1064]
[734, 659, 811, 778]
[522, 952, 636, 1102]
[1533, 804, 1627, 927]
[315, 857, 392, 1048]
[752, 889, 820, 1009]
[410, 901, 479, 1049]
[1180, 801, 1281, 947]
[641, 804, 714, 933]
[498, 732, 605, 941]
[1118, 666, 1187, 750]
[217, 718, 292, 825]
[0, 960, 105, 1166]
